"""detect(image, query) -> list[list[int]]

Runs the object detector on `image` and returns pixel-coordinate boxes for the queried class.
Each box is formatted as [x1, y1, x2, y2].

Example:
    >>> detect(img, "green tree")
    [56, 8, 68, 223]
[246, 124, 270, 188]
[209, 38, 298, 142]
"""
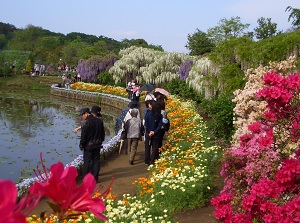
[286, 6, 300, 29]
[0, 22, 17, 37]
[254, 17, 280, 40]
[65, 32, 99, 44]
[61, 39, 89, 66]
[185, 29, 215, 56]
[0, 34, 6, 49]
[34, 36, 63, 63]
[121, 38, 164, 51]
[0, 22, 17, 50]
[207, 16, 250, 44]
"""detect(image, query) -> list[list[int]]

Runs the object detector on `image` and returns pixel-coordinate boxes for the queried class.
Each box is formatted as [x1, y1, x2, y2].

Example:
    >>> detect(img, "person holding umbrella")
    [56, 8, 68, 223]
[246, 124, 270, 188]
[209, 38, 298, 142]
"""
[140, 83, 156, 101]
[140, 83, 155, 92]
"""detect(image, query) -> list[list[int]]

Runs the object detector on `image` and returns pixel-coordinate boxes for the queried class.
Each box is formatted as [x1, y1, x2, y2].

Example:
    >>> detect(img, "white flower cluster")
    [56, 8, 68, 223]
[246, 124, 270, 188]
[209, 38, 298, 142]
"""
[104, 194, 171, 223]
[187, 57, 220, 98]
[109, 46, 191, 84]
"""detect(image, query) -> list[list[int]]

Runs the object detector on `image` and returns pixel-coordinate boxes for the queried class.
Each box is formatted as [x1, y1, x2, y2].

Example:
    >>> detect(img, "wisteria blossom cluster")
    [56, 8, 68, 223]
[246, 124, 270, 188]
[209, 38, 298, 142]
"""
[77, 55, 117, 82]
[186, 57, 220, 97]
[108, 46, 192, 84]
[212, 61, 300, 222]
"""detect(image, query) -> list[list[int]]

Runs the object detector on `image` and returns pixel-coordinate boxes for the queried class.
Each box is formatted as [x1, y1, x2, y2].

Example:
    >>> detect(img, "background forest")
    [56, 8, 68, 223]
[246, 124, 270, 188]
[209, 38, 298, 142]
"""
[1, 5, 300, 144]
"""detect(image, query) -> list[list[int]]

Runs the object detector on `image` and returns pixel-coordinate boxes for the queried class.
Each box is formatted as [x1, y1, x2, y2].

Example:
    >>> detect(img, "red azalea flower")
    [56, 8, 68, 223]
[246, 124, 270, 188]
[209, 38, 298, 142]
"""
[0, 180, 41, 223]
[248, 122, 262, 133]
[285, 73, 300, 91]
[263, 72, 284, 86]
[31, 161, 108, 221]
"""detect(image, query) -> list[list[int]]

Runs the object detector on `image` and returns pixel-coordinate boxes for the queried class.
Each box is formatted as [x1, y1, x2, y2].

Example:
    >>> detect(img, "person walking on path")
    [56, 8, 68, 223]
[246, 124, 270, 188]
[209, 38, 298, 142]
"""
[78, 107, 105, 182]
[124, 108, 144, 165]
[144, 100, 163, 165]
[118, 101, 140, 154]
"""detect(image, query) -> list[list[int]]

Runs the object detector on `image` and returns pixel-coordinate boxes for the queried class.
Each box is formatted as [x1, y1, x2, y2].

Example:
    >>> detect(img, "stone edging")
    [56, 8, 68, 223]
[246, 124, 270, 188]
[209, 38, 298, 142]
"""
[51, 85, 131, 159]
[51, 85, 131, 110]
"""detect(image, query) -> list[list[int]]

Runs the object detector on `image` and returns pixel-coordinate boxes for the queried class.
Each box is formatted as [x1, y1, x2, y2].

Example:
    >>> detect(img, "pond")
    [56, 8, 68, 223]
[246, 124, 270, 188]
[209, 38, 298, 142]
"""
[0, 88, 119, 183]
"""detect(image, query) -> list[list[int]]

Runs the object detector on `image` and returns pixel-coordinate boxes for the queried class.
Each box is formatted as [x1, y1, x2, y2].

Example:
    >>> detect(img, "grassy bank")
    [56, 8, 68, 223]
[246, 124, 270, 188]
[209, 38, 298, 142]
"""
[0, 75, 61, 90]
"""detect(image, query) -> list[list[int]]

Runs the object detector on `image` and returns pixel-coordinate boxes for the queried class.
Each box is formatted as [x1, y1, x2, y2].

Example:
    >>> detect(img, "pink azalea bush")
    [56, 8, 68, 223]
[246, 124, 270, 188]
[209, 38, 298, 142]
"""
[212, 63, 300, 222]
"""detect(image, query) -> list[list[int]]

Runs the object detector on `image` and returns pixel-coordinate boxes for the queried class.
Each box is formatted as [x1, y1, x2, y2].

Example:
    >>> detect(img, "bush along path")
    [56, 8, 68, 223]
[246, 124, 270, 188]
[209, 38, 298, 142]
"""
[211, 58, 300, 222]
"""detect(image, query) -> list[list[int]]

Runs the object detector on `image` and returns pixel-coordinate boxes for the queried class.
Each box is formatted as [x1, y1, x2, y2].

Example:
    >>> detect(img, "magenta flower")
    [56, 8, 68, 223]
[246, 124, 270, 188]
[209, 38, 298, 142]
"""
[0, 180, 41, 223]
[31, 161, 108, 221]
[263, 72, 284, 86]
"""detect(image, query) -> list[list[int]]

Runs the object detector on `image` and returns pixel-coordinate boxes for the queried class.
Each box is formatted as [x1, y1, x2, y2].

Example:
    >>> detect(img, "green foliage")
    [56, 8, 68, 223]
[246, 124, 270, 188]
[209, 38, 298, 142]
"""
[186, 29, 215, 56]
[0, 50, 31, 74]
[209, 31, 300, 70]
[286, 6, 300, 29]
[97, 71, 113, 84]
[62, 39, 89, 66]
[121, 38, 164, 52]
[0, 34, 7, 49]
[0, 22, 18, 36]
[218, 63, 246, 95]
[3, 22, 160, 69]
[200, 95, 235, 141]
[0, 65, 12, 76]
[208, 37, 250, 65]
[65, 32, 99, 44]
[167, 79, 202, 103]
[167, 62, 241, 144]
[254, 17, 280, 40]
[207, 16, 250, 44]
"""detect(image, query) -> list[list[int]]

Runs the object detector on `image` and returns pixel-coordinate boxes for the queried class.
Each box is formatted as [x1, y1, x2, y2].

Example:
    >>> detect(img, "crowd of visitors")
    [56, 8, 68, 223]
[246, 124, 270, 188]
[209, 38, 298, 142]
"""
[73, 79, 169, 182]
[121, 80, 169, 166]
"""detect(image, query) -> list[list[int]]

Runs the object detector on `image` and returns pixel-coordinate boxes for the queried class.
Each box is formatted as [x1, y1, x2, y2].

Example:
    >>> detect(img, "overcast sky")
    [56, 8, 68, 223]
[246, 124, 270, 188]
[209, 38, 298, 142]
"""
[1, 0, 300, 53]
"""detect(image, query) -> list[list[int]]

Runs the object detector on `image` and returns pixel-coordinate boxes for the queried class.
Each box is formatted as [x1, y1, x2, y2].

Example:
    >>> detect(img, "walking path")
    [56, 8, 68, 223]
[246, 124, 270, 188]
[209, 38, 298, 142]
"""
[32, 141, 217, 223]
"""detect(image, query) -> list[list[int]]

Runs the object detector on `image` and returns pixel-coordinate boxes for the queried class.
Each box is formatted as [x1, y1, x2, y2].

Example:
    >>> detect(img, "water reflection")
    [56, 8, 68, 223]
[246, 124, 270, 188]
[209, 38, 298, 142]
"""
[0, 92, 118, 182]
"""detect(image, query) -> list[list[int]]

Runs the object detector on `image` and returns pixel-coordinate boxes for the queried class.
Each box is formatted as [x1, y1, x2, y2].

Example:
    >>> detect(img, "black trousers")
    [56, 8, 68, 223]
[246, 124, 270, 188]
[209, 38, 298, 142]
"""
[83, 147, 100, 181]
[157, 128, 165, 149]
[144, 135, 160, 164]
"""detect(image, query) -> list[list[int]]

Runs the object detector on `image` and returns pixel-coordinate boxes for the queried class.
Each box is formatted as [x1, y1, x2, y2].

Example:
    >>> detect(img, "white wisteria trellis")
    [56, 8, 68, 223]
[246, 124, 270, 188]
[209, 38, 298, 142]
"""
[109, 46, 222, 97]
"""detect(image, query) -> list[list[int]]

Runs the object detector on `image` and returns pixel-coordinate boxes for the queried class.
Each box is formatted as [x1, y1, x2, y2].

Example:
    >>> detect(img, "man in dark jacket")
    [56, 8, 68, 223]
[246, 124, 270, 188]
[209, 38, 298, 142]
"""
[79, 107, 105, 182]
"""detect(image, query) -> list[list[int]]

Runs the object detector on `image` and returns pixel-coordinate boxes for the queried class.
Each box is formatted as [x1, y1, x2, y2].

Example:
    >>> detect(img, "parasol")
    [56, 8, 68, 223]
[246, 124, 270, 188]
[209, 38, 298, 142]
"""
[155, 88, 170, 96]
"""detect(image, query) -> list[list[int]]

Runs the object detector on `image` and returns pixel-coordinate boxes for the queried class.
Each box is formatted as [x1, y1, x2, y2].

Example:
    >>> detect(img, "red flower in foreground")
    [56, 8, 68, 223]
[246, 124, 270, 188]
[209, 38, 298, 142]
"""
[0, 180, 41, 223]
[31, 161, 108, 221]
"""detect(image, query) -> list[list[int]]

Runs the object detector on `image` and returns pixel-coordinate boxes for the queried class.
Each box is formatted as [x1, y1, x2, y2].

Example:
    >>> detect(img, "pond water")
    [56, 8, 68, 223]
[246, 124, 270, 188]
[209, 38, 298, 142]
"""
[0, 88, 118, 182]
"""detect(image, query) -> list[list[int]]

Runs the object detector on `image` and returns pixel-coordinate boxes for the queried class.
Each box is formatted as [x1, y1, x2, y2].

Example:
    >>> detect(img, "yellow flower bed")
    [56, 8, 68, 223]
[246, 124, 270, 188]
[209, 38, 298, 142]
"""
[71, 82, 146, 101]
